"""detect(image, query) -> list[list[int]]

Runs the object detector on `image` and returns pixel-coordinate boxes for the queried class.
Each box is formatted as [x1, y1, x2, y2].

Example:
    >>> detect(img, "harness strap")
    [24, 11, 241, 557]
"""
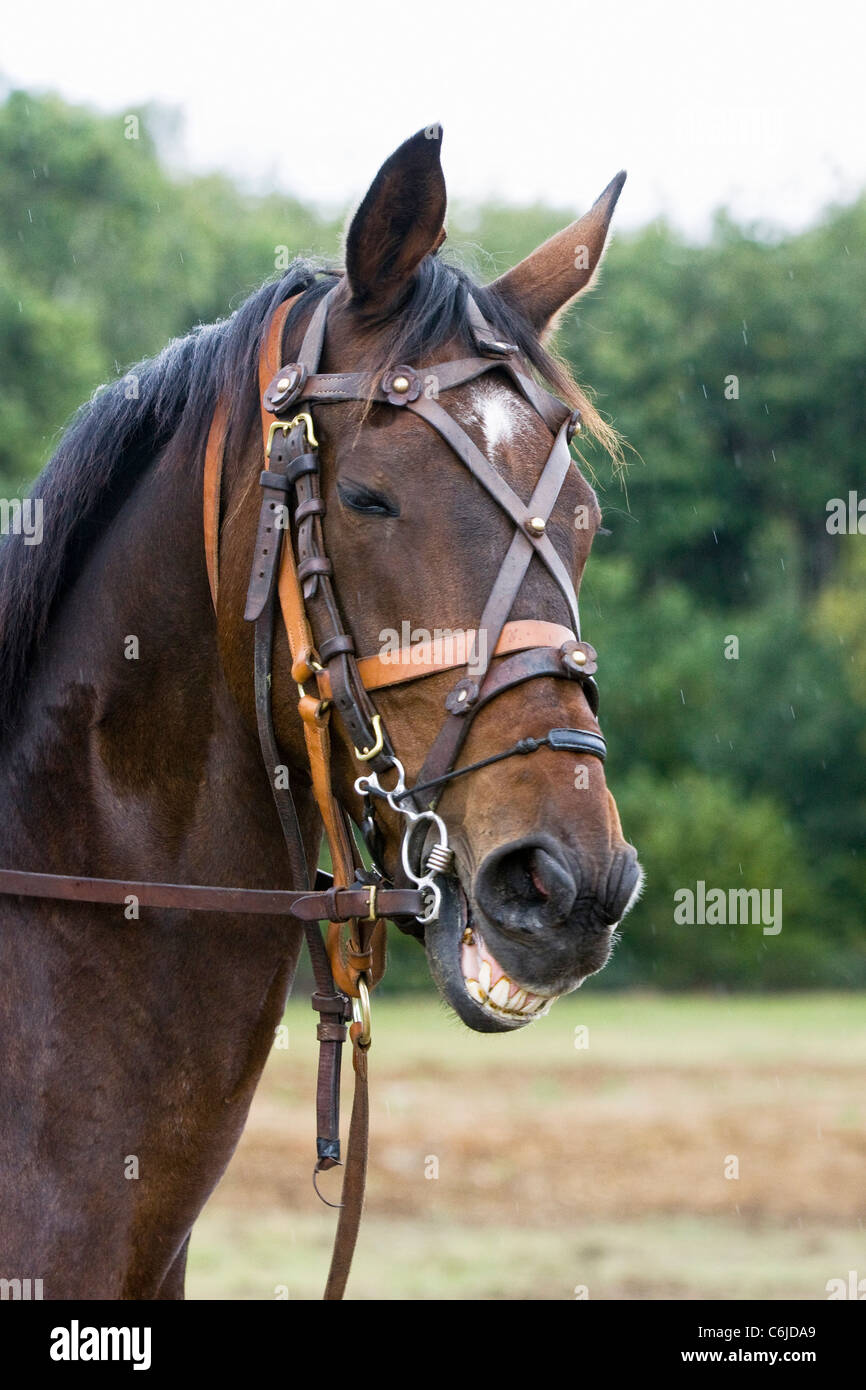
[323, 1020, 370, 1301]
[394, 726, 607, 803]
[259, 288, 383, 1295]
[253, 528, 349, 1174]
[463, 420, 577, 692]
[313, 619, 575, 698]
[410, 645, 601, 813]
[0, 868, 420, 918]
[404, 396, 581, 633]
[204, 294, 303, 610]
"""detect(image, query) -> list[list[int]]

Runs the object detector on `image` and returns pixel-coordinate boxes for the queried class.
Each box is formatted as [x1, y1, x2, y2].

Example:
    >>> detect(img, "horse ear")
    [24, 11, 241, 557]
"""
[492, 171, 626, 333]
[345, 127, 447, 311]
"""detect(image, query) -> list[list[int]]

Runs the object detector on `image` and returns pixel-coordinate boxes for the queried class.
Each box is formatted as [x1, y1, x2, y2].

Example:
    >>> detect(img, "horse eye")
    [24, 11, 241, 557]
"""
[337, 482, 399, 517]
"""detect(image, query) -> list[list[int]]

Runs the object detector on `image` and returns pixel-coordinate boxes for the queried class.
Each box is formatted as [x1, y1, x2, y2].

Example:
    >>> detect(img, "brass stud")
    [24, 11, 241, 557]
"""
[527, 515, 546, 535]
[276, 377, 291, 392]
[391, 375, 410, 393]
[570, 648, 587, 666]
[457, 688, 468, 702]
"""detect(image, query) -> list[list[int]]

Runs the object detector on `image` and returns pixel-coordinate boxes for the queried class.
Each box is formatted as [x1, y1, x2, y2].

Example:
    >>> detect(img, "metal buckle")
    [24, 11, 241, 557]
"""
[266, 412, 319, 459]
[287, 412, 319, 449]
[365, 883, 378, 921]
[354, 713, 384, 763]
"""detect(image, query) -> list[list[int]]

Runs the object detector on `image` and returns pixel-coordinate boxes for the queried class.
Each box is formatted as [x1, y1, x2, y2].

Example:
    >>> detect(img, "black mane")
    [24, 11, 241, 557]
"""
[0, 254, 581, 738]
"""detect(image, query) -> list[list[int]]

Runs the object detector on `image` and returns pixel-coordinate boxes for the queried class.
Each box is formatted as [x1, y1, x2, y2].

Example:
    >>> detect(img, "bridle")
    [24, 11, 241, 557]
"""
[0, 275, 608, 1299]
[234, 280, 606, 910]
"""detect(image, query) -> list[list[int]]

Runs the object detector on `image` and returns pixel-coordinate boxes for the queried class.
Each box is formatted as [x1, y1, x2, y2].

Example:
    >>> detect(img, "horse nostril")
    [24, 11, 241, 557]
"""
[475, 839, 578, 933]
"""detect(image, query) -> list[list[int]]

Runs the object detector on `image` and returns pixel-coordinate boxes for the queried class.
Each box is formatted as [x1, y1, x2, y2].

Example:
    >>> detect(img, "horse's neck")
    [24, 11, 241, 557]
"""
[1, 446, 316, 890]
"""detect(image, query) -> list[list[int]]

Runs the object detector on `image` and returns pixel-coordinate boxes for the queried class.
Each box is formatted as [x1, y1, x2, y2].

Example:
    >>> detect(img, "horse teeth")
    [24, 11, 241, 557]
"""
[466, 979, 487, 1005]
[489, 978, 510, 1008]
[478, 961, 492, 992]
[510, 989, 528, 1010]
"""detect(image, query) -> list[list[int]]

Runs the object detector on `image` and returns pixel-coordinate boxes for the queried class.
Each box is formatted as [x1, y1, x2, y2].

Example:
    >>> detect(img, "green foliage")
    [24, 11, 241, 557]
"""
[0, 89, 342, 486]
[1, 90, 862, 989]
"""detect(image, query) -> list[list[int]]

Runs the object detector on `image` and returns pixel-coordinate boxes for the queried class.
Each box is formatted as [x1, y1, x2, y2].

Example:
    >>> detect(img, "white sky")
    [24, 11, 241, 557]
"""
[3, 0, 865, 237]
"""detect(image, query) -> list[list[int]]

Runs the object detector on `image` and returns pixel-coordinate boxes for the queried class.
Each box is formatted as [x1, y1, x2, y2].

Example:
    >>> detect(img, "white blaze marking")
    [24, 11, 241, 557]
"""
[466, 382, 534, 457]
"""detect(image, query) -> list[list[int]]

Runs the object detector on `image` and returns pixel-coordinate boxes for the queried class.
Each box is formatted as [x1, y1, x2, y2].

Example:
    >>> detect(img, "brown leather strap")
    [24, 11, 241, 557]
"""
[315, 620, 576, 699]
[288, 355, 499, 406]
[410, 645, 595, 812]
[462, 420, 577, 693]
[262, 407, 377, 999]
[0, 867, 422, 919]
[405, 398, 581, 632]
[296, 286, 338, 375]
[253, 547, 349, 1174]
[323, 1025, 369, 1300]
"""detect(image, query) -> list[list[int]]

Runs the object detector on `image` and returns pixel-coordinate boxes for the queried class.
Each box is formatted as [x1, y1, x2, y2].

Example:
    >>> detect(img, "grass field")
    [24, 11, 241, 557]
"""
[186, 993, 866, 1300]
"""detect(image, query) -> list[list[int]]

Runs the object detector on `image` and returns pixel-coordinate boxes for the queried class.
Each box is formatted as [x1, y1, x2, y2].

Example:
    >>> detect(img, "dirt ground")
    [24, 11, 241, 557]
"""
[187, 992, 866, 1300]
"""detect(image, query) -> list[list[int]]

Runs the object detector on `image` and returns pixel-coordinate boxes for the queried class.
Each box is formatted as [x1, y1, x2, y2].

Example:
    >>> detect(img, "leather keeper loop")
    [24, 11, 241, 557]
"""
[298, 693, 328, 725]
[346, 946, 374, 973]
[287, 454, 319, 484]
[295, 497, 326, 523]
[298, 555, 333, 581]
[259, 470, 292, 493]
[318, 633, 355, 662]
[311, 991, 349, 1015]
[316, 1020, 348, 1043]
[291, 648, 320, 684]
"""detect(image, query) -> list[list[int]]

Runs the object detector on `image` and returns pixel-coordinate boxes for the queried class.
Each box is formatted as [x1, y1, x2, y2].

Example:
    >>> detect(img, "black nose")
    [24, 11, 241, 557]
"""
[474, 837, 578, 935]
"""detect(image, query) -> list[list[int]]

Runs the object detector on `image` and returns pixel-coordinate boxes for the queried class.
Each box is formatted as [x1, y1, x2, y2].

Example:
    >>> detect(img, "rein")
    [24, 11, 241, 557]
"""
[0, 277, 608, 1299]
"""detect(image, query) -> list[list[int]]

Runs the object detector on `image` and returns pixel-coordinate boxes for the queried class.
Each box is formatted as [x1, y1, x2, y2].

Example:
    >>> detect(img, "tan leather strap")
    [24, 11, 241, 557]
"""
[259, 297, 300, 430]
[203, 294, 302, 613]
[315, 620, 576, 700]
[203, 400, 228, 609]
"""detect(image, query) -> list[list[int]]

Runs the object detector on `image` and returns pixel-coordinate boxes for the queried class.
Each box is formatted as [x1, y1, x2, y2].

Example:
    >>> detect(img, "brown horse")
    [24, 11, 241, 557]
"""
[0, 129, 641, 1298]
